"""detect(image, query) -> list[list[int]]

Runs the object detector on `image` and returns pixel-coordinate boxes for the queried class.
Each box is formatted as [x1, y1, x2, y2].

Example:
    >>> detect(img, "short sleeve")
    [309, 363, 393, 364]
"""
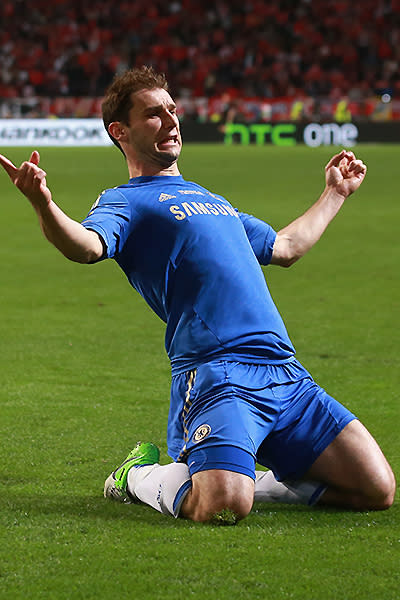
[81, 188, 132, 259]
[239, 212, 277, 265]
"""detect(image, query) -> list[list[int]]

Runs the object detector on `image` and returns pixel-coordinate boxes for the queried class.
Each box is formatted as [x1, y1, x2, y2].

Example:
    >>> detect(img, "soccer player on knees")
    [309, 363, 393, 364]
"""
[0, 66, 395, 524]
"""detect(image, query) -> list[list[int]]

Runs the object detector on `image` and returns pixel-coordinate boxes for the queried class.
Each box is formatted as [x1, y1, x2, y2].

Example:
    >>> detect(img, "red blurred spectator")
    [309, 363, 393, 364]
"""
[0, 0, 399, 103]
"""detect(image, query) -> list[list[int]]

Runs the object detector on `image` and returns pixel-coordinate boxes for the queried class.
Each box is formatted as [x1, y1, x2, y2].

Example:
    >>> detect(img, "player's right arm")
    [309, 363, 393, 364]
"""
[0, 151, 104, 263]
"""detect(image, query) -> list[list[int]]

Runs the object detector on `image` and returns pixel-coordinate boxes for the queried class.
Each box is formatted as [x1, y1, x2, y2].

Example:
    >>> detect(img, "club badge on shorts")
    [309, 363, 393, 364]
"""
[192, 424, 211, 443]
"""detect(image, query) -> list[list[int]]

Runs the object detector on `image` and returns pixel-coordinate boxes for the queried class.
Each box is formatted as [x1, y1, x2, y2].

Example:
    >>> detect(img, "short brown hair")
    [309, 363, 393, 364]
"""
[102, 66, 169, 153]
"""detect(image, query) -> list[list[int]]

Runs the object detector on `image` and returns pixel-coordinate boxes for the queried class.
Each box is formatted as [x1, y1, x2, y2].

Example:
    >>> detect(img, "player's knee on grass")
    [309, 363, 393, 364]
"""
[326, 474, 395, 511]
[181, 469, 254, 523]
[184, 488, 253, 523]
[307, 419, 396, 511]
[363, 465, 396, 510]
[349, 423, 396, 510]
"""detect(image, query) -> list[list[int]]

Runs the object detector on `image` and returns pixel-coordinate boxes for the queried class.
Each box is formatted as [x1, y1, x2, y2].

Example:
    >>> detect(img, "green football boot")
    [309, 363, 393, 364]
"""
[104, 441, 160, 503]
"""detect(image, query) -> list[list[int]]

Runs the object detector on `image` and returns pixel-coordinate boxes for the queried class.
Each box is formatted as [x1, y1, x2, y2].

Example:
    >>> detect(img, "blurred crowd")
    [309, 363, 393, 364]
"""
[1, 0, 400, 114]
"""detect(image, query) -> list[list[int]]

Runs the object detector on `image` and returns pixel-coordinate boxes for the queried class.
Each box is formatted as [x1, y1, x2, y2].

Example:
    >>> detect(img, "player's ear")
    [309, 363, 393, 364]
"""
[108, 122, 127, 141]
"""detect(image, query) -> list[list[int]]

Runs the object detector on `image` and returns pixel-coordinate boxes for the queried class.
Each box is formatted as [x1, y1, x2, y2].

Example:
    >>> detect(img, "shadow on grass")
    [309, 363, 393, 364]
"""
[252, 500, 399, 530]
[4, 491, 398, 531]
[4, 493, 168, 525]
[3, 491, 315, 529]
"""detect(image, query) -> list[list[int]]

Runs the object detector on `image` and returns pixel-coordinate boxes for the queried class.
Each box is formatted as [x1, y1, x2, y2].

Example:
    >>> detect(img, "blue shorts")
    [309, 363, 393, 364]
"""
[167, 358, 356, 481]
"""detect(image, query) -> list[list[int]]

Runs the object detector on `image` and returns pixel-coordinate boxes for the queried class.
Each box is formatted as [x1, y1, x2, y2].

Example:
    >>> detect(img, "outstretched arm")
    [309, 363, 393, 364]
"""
[270, 150, 367, 267]
[0, 151, 104, 263]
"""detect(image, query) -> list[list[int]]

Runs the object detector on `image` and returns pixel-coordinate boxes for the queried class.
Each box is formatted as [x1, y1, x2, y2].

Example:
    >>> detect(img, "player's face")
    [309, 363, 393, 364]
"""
[126, 88, 182, 170]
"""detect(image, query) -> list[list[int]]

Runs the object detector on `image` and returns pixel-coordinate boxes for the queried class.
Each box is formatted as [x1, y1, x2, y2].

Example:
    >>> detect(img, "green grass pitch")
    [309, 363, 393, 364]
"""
[0, 144, 399, 599]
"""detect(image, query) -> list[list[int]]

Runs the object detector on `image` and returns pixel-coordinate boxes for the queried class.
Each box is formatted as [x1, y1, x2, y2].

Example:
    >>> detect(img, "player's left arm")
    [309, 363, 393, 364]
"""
[270, 150, 367, 267]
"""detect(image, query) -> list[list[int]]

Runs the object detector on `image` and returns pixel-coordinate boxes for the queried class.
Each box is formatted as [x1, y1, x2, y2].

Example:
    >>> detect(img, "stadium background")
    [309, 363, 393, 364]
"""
[1, 3, 399, 600]
[1, 0, 400, 129]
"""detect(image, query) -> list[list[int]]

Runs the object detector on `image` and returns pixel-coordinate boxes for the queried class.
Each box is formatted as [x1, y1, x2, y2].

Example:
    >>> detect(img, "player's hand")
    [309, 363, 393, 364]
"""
[0, 150, 52, 208]
[325, 150, 367, 199]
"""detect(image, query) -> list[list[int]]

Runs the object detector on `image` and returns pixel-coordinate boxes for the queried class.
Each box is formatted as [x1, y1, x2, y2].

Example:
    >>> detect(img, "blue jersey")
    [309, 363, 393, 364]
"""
[82, 175, 295, 374]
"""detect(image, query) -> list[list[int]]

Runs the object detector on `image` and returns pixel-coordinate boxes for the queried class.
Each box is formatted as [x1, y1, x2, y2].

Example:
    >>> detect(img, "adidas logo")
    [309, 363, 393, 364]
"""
[158, 193, 176, 202]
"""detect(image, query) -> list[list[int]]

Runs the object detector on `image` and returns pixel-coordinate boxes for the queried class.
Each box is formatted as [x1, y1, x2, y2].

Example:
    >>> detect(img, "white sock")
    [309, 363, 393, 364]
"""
[127, 462, 192, 518]
[255, 470, 326, 506]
